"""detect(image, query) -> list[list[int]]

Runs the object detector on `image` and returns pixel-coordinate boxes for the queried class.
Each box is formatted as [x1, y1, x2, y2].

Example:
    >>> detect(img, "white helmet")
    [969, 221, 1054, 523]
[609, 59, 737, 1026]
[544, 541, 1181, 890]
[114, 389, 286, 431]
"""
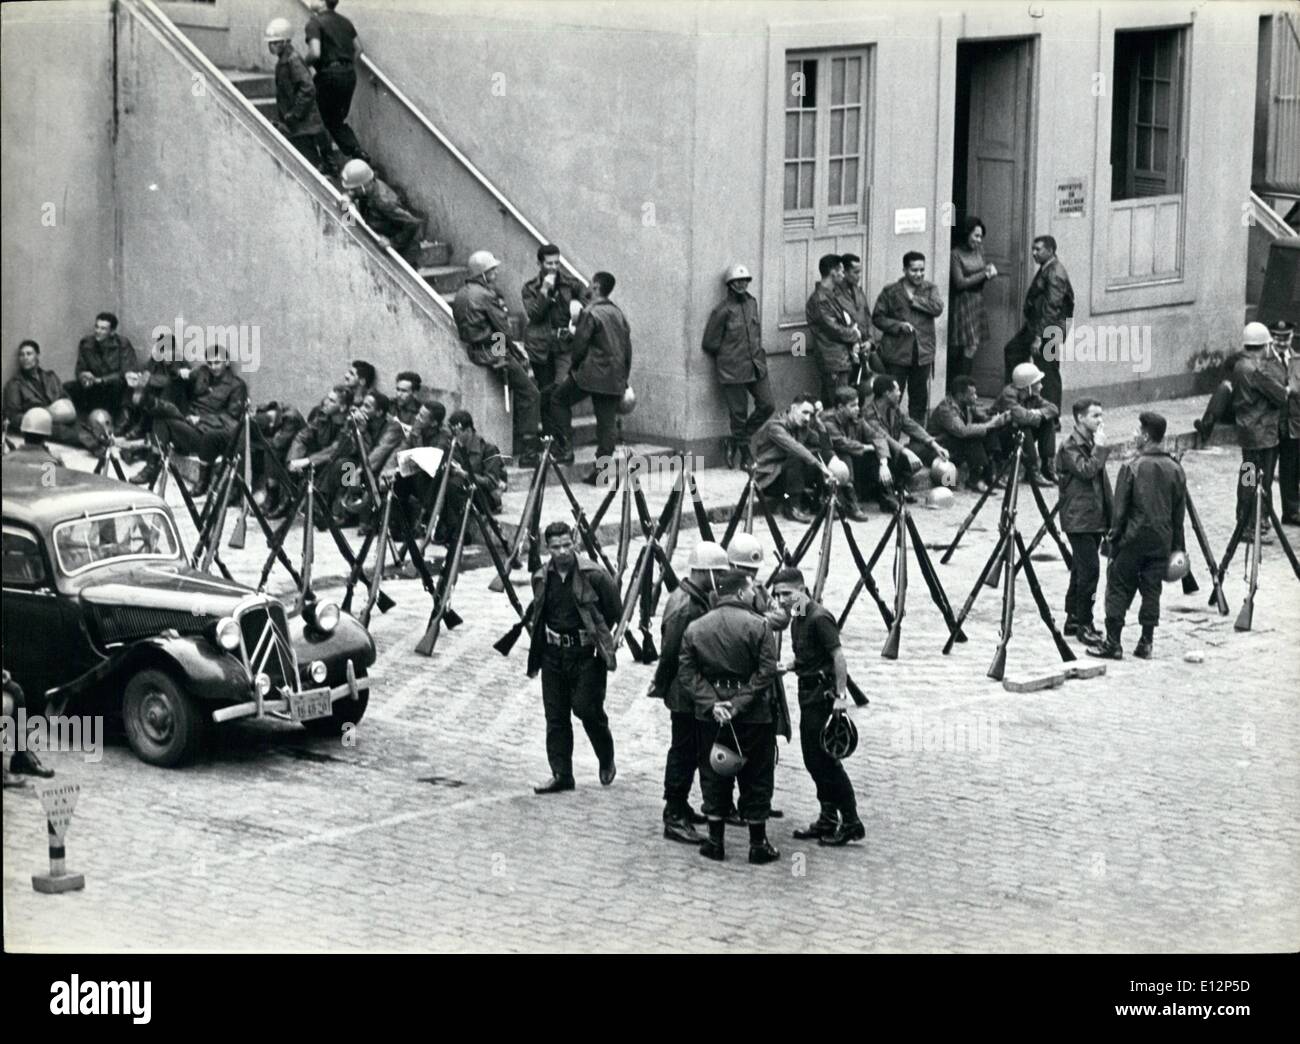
[1242, 321, 1271, 347]
[928, 486, 955, 510]
[930, 459, 958, 488]
[1012, 361, 1045, 390]
[827, 456, 851, 485]
[727, 533, 764, 571]
[264, 18, 292, 42]
[340, 158, 374, 190]
[724, 263, 752, 284]
[20, 407, 52, 438]
[688, 541, 730, 573]
[467, 250, 501, 277]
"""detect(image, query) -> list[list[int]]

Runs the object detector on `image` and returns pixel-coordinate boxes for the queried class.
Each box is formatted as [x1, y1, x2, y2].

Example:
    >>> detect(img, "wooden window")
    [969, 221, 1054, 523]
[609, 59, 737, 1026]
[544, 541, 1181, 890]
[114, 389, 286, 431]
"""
[1111, 29, 1186, 201]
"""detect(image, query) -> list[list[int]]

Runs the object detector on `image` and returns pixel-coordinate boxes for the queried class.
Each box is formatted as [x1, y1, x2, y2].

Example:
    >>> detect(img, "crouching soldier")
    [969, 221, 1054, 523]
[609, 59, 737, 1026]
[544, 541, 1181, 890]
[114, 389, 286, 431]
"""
[994, 362, 1060, 486]
[679, 567, 780, 864]
[341, 159, 424, 262]
[771, 567, 864, 847]
[647, 541, 730, 844]
[252, 400, 306, 517]
[928, 375, 1009, 492]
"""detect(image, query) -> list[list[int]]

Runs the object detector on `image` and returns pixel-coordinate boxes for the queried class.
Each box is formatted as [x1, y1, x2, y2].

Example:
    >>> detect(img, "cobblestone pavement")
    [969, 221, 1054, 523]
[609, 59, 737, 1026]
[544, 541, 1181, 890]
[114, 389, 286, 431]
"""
[4, 443, 1298, 953]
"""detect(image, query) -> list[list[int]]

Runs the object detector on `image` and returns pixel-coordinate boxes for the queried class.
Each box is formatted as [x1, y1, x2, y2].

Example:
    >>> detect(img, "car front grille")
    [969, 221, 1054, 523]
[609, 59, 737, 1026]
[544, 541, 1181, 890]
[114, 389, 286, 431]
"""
[237, 599, 297, 691]
[93, 606, 210, 644]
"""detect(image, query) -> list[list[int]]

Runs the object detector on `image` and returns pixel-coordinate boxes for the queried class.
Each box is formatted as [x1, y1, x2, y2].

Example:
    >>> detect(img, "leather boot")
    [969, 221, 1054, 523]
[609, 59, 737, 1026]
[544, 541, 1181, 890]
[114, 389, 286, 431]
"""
[747, 823, 780, 864]
[130, 455, 163, 487]
[699, 820, 726, 861]
[8, 749, 54, 778]
[663, 809, 704, 845]
[1134, 626, 1155, 660]
[1077, 622, 1103, 646]
[792, 805, 840, 840]
[819, 819, 866, 847]
[838, 489, 870, 523]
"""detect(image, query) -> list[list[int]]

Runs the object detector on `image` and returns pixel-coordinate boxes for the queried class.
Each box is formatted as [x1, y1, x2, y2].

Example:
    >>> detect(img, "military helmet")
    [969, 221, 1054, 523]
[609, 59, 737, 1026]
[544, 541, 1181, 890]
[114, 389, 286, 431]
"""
[1011, 361, 1046, 390]
[1242, 321, 1271, 347]
[87, 408, 114, 441]
[20, 407, 52, 438]
[467, 250, 501, 277]
[724, 263, 752, 284]
[931, 459, 958, 488]
[709, 723, 747, 778]
[264, 17, 292, 42]
[47, 398, 76, 425]
[820, 710, 859, 760]
[928, 486, 955, 509]
[1165, 550, 1190, 583]
[340, 158, 375, 190]
[726, 532, 764, 570]
[688, 541, 730, 573]
[617, 386, 637, 416]
[827, 456, 851, 485]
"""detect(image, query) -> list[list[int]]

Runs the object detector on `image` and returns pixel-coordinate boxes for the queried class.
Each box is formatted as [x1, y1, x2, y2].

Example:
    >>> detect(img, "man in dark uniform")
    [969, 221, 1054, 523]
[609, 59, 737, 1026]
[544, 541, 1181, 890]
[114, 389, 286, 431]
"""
[806, 254, 860, 408]
[836, 252, 881, 379]
[751, 395, 836, 523]
[522, 244, 583, 462]
[365, 370, 422, 477]
[304, 0, 369, 163]
[1230, 321, 1289, 537]
[341, 359, 376, 409]
[928, 375, 1010, 493]
[444, 409, 507, 518]
[527, 522, 621, 794]
[251, 399, 306, 517]
[814, 388, 871, 520]
[1089, 412, 1186, 661]
[265, 18, 335, 175]
[4, 341, 77, 443]
[549, 271, 632, 483]
[993, 362, 1060, 487]
[772, 567, 864, 847]
[341, 159, 424, 262]
[1056, 397, 1112, 646]
[648, 541, 730, 844]
[452, 249, 542, 467]
[1004, 234, 1074, 414]
[285, 385, 349, 483]
[861, 374, 949, 512]
[702, 263, 773, 469]
[9, 409, 65, 467]
[374, 389, 448, 538]
[65, 312, 136, 424]
[679, 567, 780, 864]
[323, 388, 389, 526]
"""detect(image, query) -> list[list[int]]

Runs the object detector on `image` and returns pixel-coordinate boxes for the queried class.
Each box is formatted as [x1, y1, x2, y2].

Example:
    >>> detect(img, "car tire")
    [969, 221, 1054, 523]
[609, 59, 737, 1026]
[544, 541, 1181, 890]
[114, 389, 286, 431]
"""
[123, 668, 205, 767]
[302, 666, 369, 738]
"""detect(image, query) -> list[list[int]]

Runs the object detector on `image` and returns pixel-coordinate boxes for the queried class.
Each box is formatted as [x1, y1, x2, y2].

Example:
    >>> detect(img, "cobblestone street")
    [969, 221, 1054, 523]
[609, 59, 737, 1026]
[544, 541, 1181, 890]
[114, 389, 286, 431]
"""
[4, 444, 1298, 953]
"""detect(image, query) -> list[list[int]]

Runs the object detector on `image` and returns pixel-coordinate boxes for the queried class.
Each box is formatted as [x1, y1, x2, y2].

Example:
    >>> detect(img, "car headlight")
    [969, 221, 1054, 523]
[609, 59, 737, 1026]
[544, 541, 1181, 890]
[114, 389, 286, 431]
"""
[215, 617, 241, 652]
[254, 672, 272, 696]
[313, 600, 340, 634]
[309, 660, 328, 684]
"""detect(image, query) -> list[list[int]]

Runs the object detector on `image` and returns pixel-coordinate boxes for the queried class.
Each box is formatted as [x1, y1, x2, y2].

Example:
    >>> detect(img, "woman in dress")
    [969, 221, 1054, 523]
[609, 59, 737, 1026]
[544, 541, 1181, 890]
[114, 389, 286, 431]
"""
[948, 217, 997, 381]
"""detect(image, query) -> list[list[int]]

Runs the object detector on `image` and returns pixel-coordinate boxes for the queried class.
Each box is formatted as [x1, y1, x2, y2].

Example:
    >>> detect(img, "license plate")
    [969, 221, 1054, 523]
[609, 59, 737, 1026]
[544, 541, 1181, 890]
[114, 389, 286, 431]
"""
[289, 690, 333, 722]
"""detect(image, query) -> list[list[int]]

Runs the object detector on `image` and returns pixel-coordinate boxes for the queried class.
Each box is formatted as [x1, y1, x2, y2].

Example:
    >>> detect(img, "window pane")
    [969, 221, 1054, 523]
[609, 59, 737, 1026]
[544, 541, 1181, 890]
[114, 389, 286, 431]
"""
[1155, 37, 1171, 78]
[832, 58, 845, 106]
[845, 158, 859, 204]
[831, 110, 844, 155]
[828, 160, 842, 206]
[784, 164, 798, 210]
[801, 59, 817, 109]
[785, 113, 799, 159]
[799, 164, 814, 209]
[800, 114, 815, 157]
[1138, 80, 1153, 124]
[846, 57, 861, 103]
[845, 106, 860, 154]
[1153, 128, 1169, 172]
[1154, 82, 1170, 127]
[786, 61, 801, 106]
[1136, 126, 1152, 168]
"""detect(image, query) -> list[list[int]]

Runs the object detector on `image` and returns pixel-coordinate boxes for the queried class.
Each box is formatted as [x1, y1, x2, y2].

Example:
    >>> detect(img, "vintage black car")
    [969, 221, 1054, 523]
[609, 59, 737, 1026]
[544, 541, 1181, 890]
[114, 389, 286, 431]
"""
[1, 461, 376, 766]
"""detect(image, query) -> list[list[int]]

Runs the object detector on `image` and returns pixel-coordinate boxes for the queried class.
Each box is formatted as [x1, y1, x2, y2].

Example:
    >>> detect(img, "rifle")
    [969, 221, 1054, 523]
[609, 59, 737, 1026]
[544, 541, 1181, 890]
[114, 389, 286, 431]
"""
[198, 458, 237, 574]
[359, 487, 395, 628]
[649, 468, 686, 615]
[552, 457, 616, 577]
[987, 457, 1022, 681]
[168, 450, 234, 582]
[881, 499, 908, 659]
[415, 491, 473, 656]
[1234, 475, 1264, 632]
[939, 459, 1004, 563]
[838, 515, 894, 628]
[228, 413, 253, 549]
[491, 439, 550, 592]
[613, 535, 657, 655]
[1185, 486, 1227, 613]
[416, 446, 456, 564]
[295, 465, 317, 615]
[812, 489, 837, 604]
[1014, 530, 1076, 664]
[481, 501, 535, 655]
[685, 469, 717, 543]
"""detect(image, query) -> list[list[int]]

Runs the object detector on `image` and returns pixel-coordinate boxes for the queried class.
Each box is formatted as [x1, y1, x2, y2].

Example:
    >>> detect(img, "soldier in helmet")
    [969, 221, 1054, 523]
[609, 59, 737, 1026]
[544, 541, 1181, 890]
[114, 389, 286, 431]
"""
[1229, 321, 1289, 536]
[10, 408, 65, 467]
[451, 249, 542, 468]
[771, 566, 865, 847]
[993, 361, 1060, 487]
[679, 567, 781, 864]
[648, 540, 730, 844]
[702, 263, 773, 469]
[265, 18, 336, 175]
[341, 158, 424, 262]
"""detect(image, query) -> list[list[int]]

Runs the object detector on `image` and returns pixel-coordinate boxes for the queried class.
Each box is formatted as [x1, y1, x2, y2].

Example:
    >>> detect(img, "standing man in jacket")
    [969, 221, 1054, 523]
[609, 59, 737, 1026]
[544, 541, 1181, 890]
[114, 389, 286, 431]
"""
[836, 253, 879, 378]
[265, 18, 336, 176]
[1230, 321, 1289, 537]
[751, 396, 837, 523]
[648, 541, 730, 844]
[1089, 412, 1185, 661]
[548, 271, 632, 484]
[452, 249, 542, 468]
[805, 254, 861, 408]
[1056, 397, 1112, 646]
[679, 568, 781, 865]
[1005, 235, 1074, 413]
[522, 244, 584, 462]
[703, 263, 773, 470]
[872, 252, 944, 426]
[65, 312, 136, 424]
[927, 375, 1010, 493]
[527, 522, 621, 794]
[304, 0, 369, 164]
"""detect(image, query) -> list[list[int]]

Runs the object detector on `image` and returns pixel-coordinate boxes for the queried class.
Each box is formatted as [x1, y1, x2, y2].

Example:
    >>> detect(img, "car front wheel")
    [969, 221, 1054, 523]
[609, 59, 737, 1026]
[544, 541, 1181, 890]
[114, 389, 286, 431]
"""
[303, 664, 369, 738]
[123, 668, 205, 767]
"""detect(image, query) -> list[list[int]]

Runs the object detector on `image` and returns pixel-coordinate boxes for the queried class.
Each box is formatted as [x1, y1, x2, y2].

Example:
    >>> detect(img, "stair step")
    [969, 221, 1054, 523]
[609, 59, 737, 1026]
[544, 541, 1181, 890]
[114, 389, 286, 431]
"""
[417, 265, 469, 295]
[253, 98, 279, 121]
[503, 440, 674, 492]
[222, 68, 276, 99]
[414, 241, 452, 267]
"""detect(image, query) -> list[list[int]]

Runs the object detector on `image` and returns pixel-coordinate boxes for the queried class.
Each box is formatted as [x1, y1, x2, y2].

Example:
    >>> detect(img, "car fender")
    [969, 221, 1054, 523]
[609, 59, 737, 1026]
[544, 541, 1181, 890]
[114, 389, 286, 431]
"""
[290, 612, 376, 685]
[48, 633, 251, 709]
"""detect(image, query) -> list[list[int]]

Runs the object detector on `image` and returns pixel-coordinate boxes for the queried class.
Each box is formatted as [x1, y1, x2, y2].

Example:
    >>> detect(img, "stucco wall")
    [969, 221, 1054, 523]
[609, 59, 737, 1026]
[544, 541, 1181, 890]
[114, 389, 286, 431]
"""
[0, 0, 117, 393]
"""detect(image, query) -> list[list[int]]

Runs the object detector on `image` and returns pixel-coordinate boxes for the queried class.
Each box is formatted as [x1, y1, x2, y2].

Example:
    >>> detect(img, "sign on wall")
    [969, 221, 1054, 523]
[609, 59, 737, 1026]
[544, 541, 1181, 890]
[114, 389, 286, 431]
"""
[893, 207, 927, 235]
[1056, 178, 1087, 218]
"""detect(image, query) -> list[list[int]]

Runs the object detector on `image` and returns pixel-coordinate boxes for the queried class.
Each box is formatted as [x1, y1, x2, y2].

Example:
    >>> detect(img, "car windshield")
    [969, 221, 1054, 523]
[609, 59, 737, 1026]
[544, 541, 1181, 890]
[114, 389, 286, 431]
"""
[52, 508, 182, 576]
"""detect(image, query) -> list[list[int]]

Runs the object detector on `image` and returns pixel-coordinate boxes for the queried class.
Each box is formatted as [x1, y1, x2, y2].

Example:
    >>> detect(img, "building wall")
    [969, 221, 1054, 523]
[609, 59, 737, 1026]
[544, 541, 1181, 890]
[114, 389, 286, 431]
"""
[0, 0, 117, 393]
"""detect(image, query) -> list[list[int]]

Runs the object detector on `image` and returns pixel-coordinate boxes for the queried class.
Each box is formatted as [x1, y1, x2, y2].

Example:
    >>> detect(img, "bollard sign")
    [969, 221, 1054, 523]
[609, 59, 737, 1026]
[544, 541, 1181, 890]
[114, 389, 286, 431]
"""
[37, 782, 80, 840]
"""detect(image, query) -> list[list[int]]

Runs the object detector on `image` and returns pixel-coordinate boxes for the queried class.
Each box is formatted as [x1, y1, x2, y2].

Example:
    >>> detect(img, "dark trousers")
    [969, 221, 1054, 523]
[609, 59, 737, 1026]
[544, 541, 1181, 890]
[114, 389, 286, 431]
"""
[367, 210, 423, 259]
[696, 719, 776, 822]
[938, 433, 996, 486]
[550, 375, 619, 461]
[313, 65, 364, 158]
[1064, 532, 1102, 625]
[474, 355, 540, 453]
[818, 367, 851, 411]
[663, 710, 700, 811]
[947, 341, 974, 381]
[152, 418, 227, 464]
[998, 422, 1056, 477]
[798, 699, 859, 823]
[1280, 435, 1299, 518]
[864, 442, 936, 500]
[885, 362, 931, 426]
[719, 376, 775, 441]
[540, 645, 613, 779]
[1104, 532, 1170, 632]
[64, 378, 125, 423]
[288, 130, 336, 175]
[1237, 446, 1278, 528]
[760, 452, 818, 508]
[534, 350, 573, 444]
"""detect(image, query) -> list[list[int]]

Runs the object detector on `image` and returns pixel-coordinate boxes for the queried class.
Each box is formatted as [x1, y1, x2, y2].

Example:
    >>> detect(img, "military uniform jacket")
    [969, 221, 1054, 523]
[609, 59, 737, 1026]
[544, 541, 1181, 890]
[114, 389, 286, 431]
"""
[1230, 352, 1288, 450]
[1288, 353, 1300, 440]
[678, 595, 778, 724]
[75, 334, 136, 387]
[701, 291, 766, 385]
[751, 413, 823, 489]
[928, 395, 996, 441]
[521, 271, 583, 365]
[1021, 256, 1075, 340]
[3, 368, 65, 428]
[860, 397, 931, 461]
[367, 398, 421, 474]
[993, 384, 1060, 429]
[805, 284, 859, 374]
[452, 278, 513, 364]
[872, 278, 944, 368]
[651, 578, 713, 714]
[525, 559, 621, 678]
[1056, 427, 1112, 534]
[275, 50, 324, 136]
[188, 366, 247, 437]
[1109, 446, 1186, 552]
[571, 299, 632, 396]
[288, 409, 345, 469]
[817, 407, 870, 457]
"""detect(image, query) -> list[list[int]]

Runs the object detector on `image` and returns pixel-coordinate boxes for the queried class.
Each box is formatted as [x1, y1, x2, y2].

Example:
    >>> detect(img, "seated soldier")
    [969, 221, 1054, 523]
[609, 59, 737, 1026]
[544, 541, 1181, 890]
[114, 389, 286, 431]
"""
[372, 389, 449, 539]
[814, 387, 872, 521]
[445, 409, 507, 519]
[252, 400, 307, 516]
[993, 362, 1060, 488]
[860, 374, 950, 512]
[4, 340, 79, 444]
[751, 395, 837, 523]
[8, 408, 66, 467]
[368, 370, 423, 478]
[281, 385, 351, 520]
[341, 159, 424, 263]
[927, 375, 1010, 493]
[319, 388, 390, 527]
[64, 311, 136, 426]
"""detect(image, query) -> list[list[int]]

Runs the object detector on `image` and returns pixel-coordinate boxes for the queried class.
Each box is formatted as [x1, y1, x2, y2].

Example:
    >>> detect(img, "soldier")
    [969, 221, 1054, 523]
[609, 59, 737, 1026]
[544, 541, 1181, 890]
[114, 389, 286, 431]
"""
[452, 249, 542, 467]
[771, 567, 864, 847]
[702, 263, 773, 469]
[872, 251, 944, 425]
[815, 387, 872, 521]
[9, 409, 65, 467]
[341, 359, 376, 408]
[4, 341, 77, 443]
[1004, 235, 1074, 415]
[265, 18, 336, 175]
[1277, 321, 1299, 526]
[927, 375, 1010, 493]
[374, 389, 448, 539]
[1089, 412, 1186, 661]
[648, 541, 730, 844]
[444, 409, 507, 518]
[836, 253, 880, 380]
[65, 311, 136, 424]
[527, 521, 621, 794]
[679, 567, 780, 864]
[522, 244, 583, 462]
[805, 254, 860, 408]
[1056, 397, 1112, 646]
[340, 159, 424, 262]
[993, 362, 1060, 488]
[286, 385, 349, 480]
[861, 374, 950, 513]
[549, 271, 632, 484]
[1230, 321, 1289, 538]
[303, 0, 369, 163]
[251, 399, 306, 517]
[751, 395, 837, 523]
